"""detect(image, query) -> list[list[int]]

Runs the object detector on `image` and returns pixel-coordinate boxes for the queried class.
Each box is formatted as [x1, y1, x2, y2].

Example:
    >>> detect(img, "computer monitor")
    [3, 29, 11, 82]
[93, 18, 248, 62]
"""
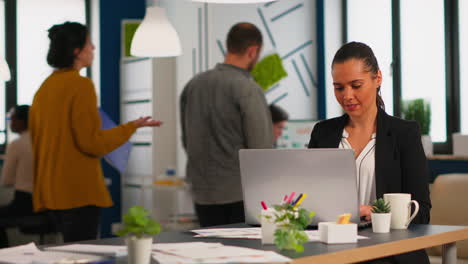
[239, 149, 360, 226]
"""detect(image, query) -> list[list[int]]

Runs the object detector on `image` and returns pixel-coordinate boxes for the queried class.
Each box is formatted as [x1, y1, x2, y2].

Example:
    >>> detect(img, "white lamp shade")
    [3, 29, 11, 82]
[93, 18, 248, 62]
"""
[130, 7, 182, 57]
[191, 0, 277, 3]
[0, 57, 10, 81]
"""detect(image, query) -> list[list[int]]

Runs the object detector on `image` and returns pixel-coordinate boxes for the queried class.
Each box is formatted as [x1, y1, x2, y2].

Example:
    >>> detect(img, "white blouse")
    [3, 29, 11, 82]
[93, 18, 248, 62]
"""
[339, 129, 377, 205]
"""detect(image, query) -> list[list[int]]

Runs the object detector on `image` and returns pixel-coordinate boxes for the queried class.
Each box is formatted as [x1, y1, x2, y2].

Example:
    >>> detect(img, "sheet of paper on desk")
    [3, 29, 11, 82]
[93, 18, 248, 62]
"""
[0, 242, 106, 264]
[152, 242, 291, 264]
[191, 227, 369, 240]
[0, 243, 40, 264]
[45, 244, 127, 257]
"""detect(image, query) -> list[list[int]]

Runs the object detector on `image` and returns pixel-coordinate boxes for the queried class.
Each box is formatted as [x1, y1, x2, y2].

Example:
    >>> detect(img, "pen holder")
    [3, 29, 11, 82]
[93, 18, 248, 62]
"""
[318, 222, 357, 244]
[261, 208, 277, 244]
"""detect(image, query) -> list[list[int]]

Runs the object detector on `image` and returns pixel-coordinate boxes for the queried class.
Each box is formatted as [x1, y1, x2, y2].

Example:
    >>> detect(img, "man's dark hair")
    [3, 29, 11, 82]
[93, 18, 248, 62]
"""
[13, 105, 30, 128]
[269, 104, 289, 123]
[226, 22, 262, 55]
[47, 22, 88, 69]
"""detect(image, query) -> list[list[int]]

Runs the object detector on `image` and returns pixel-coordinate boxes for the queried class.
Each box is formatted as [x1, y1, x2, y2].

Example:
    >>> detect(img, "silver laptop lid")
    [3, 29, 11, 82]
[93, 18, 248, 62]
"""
[239, 149, 359, 226]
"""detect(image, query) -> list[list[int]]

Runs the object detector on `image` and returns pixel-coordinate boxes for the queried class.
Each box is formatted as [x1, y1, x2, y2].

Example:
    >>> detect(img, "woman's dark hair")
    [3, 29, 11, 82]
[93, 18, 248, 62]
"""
[332, 41, 385, 110]
[226, 22, 263, 55]
[13, 105, 29, 128]
[47, 22, 88, 69]
[269, 104, 289, 123]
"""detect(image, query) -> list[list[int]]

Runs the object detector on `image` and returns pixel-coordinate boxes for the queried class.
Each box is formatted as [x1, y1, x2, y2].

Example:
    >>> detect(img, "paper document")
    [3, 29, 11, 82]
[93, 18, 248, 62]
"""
[45, 244, 127, 257]
[191, 227, 369, 241]
[152, 242, 291, 264]
[0, 242, 106, 264]
[99, 108, 132, 173]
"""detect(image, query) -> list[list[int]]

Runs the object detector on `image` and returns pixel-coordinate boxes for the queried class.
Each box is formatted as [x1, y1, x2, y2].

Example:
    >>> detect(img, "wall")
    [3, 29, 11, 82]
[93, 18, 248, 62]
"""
[99, 0, 145, 238]
[159, 0, 323, 176]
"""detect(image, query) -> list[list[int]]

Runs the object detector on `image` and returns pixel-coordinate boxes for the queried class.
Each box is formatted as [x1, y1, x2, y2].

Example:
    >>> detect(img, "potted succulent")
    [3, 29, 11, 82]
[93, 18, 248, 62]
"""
[262, 202, 315, 253]
[371, 198, 392, 233]
[117, 206, 161, 264]
[402, 98, 432, 156]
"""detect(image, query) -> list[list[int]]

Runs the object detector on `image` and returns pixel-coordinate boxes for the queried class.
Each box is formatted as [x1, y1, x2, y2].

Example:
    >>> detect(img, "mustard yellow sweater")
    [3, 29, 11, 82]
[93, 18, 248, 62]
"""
[30, 70, 136, 211]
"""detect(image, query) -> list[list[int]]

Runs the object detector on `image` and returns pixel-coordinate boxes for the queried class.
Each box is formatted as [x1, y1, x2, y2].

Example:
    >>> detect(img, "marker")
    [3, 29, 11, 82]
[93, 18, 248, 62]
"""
[292, 193, 303, 206]
[287, 192, 296, 204]
[293, 193, 308, 209]
[261, 201, 268, 210]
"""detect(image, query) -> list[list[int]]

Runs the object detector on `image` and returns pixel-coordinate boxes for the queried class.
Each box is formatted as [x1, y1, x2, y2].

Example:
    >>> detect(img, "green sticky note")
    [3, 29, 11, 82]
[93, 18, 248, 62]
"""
[251, 53, 288, 91]
[125, 23, 141, 57]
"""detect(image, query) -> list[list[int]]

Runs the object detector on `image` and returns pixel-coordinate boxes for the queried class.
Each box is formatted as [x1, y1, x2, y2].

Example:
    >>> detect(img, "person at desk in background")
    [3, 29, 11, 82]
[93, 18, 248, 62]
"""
[0, 105, 33, 248]
[270, 104, 289, 143]
[29, 22, 162, 243]
[180, 22, 274, 227]
[308, 42, 431, 264]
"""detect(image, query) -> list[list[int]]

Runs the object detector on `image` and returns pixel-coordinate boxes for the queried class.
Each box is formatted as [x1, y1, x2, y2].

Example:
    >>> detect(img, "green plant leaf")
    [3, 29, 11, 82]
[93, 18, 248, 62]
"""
[402, 98, 431, 135]
[271, 203, 313, 253]
[116, 206, 162, 237]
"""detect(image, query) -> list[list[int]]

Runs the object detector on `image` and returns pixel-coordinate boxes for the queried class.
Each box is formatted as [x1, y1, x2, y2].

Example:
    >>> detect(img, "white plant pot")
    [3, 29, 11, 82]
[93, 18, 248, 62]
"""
[421, 135, 433, 157]
[126, 236, 153, 264]
[371, 213, 391, 233]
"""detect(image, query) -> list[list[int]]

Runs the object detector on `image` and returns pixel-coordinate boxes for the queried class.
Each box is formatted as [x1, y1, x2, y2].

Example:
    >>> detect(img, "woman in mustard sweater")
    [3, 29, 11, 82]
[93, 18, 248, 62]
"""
[29, 22, 161, 242]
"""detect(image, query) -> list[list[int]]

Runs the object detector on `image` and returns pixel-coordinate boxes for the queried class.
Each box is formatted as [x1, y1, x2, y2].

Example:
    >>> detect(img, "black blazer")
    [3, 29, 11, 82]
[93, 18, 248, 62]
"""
[308, 108, 431, 263]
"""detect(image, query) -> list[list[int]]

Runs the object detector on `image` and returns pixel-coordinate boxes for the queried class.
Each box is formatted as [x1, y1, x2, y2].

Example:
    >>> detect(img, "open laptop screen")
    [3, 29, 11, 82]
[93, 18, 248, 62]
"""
[239, 149, 359, 226]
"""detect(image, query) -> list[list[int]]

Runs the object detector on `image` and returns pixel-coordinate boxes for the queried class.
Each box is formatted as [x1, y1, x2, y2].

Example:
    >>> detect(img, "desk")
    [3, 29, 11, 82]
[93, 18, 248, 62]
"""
[67, 224, 468, 264]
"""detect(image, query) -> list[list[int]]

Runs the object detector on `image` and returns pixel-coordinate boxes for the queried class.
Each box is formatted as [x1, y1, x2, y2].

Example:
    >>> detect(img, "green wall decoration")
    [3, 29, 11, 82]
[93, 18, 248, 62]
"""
[251, 53, 288, 91]
[124, 22, 141, 57]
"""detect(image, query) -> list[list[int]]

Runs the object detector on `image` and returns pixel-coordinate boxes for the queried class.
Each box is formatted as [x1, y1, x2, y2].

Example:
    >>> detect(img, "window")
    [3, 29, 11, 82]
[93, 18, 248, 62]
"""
[16, 0, 86, 105]
[346, 0, 394, 115]
[460, 0, 468, 134]
[400, 0, 446, 142]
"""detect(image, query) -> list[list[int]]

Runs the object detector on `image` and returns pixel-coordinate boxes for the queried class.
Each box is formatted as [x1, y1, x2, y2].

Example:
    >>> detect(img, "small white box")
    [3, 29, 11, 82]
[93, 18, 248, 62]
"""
[318, 222, 358, 244]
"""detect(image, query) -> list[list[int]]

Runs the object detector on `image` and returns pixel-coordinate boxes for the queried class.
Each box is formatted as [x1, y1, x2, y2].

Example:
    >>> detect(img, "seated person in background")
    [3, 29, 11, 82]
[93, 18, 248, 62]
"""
[0, 105, 33, 248]
[269, 104, 289, 143]
[308, 42, 431, 264]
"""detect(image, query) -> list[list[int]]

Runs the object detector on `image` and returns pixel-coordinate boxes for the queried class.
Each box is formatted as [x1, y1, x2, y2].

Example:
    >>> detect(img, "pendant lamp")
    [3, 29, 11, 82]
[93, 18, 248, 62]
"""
[0, 57, 10, 81]
[130, 5, 182, 57]
[191, 0, 277, 3]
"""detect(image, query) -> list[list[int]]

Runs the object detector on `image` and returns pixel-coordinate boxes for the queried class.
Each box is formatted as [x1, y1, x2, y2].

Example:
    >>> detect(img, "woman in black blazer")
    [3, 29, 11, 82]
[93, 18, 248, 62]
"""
[308, 42, 431, 264]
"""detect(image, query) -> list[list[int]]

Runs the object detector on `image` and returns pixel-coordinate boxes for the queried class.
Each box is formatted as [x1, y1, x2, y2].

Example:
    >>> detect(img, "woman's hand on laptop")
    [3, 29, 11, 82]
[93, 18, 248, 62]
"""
[360, 205, 372, 221]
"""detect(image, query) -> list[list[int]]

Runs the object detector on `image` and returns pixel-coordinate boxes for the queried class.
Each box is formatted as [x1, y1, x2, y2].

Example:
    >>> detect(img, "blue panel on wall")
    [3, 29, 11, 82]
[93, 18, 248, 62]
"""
[99, 0, 145, 238]
[316, 0, 326, 120]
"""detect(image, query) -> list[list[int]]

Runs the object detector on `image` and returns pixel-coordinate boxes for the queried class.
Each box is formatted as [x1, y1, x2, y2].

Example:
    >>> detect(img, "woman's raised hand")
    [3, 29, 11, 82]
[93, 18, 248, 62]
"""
[133, 116, 163, 128]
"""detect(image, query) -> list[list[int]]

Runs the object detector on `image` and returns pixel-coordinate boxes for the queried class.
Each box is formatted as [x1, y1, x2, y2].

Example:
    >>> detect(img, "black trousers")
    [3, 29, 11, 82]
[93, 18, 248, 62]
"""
[0, 191, 33, 248]
[195, 201, 244, 227]
[53, 205, 101, 243]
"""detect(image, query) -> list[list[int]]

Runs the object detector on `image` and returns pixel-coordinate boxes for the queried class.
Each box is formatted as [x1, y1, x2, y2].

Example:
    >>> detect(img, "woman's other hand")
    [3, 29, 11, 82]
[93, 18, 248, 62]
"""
[133, 116, 163, 128]
[360, 205, 373, 221]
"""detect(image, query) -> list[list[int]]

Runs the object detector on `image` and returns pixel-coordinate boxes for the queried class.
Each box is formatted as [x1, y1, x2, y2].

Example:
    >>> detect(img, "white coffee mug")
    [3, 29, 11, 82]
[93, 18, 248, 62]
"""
[383, 193, 419, 229]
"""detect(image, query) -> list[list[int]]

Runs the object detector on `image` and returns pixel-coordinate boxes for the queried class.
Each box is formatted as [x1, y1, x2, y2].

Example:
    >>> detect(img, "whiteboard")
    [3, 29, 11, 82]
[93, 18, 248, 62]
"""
[276, 120, 318, 149]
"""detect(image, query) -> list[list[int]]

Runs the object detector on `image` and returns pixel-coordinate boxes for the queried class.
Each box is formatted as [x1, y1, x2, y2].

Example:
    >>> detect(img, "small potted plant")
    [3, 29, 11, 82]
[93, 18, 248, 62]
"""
[371, 198, 391, 233]
[262, 202, 315, 253]
[402, 98, 432, 156]
[117, 206, 161, 264]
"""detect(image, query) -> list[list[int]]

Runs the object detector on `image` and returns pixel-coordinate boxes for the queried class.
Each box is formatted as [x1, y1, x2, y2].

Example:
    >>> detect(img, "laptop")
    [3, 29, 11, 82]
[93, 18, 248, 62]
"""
[239, 149, 361, 226]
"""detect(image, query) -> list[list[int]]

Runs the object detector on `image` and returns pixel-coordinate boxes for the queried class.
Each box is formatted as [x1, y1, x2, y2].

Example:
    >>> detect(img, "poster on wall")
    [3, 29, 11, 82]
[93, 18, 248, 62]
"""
[276, 120, 318, 149]
[207, 0, 317, 120]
